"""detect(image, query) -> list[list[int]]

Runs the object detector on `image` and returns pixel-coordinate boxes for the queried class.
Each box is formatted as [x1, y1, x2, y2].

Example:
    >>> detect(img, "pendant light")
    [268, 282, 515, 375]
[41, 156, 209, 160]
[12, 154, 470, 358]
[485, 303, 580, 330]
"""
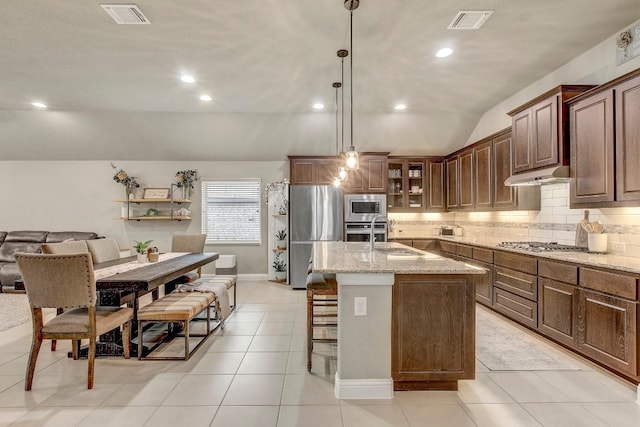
[344, 0, 359, 170]
[337, 49, 349, 181]
[332, 81, 342, 188]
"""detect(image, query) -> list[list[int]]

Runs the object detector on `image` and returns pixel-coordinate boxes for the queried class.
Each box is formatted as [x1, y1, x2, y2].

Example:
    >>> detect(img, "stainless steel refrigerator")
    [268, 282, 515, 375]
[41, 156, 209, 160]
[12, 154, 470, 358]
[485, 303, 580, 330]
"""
[289, 185, 344, 289]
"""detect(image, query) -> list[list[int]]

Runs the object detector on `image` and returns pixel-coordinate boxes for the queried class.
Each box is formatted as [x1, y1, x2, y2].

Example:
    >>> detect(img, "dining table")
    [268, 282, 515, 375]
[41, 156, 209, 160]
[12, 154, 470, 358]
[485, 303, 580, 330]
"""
[90, 252, 219, 357]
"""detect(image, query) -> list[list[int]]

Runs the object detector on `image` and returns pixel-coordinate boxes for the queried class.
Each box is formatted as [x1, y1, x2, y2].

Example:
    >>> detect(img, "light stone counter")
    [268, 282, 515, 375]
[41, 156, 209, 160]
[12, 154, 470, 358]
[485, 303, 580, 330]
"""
[388, 233, 640, 275]
[312, 241, 484, 275]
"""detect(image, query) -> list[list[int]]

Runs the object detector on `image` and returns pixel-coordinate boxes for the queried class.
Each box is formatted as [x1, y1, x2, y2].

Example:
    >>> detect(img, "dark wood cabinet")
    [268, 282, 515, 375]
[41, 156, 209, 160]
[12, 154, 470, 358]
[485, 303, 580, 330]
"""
[569, 90, 615, 205]
[538, 259, 578, 348]
[387, 158, 425, 212]
[392, 274, 475, 390]
[509, 85, 594, 174]
[569, 70, 640, 208]
[446, 156, 458, 210]
[458, 149, 474, 210]
[427, 159, 445, 211]
[493, 131, 517, 210]
[474, 141, 492, 209]
[290, 158, 317, 184]
[615, 75, 640, 203]
[492, 250, 538, 328]
[316, 158, 340, 185]
[345, 154, 388, 193]
[289, 154, 388, 192]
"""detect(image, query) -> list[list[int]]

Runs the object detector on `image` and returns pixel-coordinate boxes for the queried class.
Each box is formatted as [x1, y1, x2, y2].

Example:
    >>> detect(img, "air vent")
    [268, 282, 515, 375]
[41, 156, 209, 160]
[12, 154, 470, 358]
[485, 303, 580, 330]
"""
[447, 10, 493, 30]
[101, 4, 150, 24]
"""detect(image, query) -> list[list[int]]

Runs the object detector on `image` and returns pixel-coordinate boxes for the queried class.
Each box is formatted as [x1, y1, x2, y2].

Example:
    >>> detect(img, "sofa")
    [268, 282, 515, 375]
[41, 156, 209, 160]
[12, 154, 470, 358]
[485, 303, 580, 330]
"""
[0, 231, 99, 293]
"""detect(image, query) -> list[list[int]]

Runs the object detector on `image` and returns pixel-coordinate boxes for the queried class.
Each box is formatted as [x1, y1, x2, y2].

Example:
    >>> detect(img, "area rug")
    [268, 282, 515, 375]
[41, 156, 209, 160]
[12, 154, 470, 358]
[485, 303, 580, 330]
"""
[476, 306, 581, 371]
[0, 293, 31, 332]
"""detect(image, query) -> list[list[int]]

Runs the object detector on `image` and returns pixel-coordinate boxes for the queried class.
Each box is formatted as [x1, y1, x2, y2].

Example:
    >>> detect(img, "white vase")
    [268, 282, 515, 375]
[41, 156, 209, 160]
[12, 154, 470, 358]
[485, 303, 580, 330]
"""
[276, 239, 287, 250]
[274, 271, 286, 282]
[137, 253, 147, 263]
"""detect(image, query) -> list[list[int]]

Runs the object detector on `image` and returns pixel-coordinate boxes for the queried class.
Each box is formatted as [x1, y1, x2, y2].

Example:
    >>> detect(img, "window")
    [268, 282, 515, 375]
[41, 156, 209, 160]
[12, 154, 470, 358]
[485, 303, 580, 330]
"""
[202, 179, 262, 244]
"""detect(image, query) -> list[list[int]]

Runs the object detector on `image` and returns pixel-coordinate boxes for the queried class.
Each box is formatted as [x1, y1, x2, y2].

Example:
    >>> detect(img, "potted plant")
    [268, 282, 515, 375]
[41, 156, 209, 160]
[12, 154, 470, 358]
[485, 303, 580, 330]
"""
[275, 229, 287, 250]
[133, 240, 153, 263]
[272, 253, 287, 282]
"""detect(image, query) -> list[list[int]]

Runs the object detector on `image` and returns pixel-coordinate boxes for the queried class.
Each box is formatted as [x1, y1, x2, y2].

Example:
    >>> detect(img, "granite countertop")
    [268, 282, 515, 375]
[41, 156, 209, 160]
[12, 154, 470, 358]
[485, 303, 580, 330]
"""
[388, 232, 640, 275]
[312, 241, 484, 275]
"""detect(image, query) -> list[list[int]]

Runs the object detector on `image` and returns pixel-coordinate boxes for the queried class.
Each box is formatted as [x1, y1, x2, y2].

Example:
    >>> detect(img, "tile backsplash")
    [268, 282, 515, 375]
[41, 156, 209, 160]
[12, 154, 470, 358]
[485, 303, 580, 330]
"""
[388, 183, 640, 257]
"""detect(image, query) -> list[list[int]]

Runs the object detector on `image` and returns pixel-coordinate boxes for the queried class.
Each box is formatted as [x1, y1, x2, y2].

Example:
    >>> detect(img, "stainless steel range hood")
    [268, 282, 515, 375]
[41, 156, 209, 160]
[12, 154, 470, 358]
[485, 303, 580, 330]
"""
[504, 165, 570, 186]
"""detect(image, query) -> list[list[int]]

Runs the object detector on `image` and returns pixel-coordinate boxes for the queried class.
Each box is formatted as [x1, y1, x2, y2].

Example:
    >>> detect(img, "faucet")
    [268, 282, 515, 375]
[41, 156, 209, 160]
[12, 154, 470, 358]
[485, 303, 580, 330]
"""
[369, 215, 387, 251]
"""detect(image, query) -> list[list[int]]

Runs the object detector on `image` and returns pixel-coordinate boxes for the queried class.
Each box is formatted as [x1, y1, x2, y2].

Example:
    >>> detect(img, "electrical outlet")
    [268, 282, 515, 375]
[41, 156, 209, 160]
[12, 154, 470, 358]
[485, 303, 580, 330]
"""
[354, 297, 367, 316]
[611, 242, 626, 252]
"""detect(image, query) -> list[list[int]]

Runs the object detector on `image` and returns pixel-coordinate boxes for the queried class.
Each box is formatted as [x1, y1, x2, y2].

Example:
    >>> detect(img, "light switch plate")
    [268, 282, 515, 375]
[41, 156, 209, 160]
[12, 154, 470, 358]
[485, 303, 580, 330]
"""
[354, 297, 367, 316]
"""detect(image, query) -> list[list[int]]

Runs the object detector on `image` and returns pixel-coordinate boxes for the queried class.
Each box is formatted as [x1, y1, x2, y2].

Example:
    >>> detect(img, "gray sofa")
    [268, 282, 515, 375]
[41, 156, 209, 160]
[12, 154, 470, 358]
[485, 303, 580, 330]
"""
[0, 231, 99, 293]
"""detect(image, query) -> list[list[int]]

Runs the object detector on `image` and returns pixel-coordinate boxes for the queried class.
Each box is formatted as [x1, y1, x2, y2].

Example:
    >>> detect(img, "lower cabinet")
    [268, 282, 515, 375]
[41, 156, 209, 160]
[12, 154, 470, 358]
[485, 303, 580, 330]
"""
[576, 288, 638, 377]
[492, 287, 538, 329]
[538, 278, 577, 348]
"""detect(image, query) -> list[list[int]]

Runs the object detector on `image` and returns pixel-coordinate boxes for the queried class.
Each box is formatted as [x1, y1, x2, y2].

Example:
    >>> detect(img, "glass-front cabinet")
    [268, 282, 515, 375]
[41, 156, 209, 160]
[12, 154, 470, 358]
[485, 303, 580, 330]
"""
[387, 158, 425, 212]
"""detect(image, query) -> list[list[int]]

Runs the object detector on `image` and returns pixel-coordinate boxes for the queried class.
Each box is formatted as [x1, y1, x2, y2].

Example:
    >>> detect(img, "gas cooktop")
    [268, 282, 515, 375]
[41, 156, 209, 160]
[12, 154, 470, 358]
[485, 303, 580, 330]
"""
[497, 241, 588, 252]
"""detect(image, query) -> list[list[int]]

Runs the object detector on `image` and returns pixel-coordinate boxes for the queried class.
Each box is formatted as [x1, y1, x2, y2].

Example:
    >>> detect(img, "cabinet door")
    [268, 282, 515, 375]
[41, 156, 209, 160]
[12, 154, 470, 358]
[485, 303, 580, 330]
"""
[363, 156, 387, 193]
[570, 90, 615, 205]
[512, 109, 532, 173]
[532, 96, 559, 169]
[493, 133, 517, 209]
[290, 159, 315, 184]
[446, 157, 458, 210]
[576, 288, 637, 376]
[615, 76, 640, 202]
[474, 260, 492, 307]
[427, 160, 445, 211]
[474, 141, 492, 209]
[387, 160, 405, 210]
[316, 159, 339, 185]
[407, 160, 425, 210]
[459, 150, 474, 210]
[538, 278, 577, 348]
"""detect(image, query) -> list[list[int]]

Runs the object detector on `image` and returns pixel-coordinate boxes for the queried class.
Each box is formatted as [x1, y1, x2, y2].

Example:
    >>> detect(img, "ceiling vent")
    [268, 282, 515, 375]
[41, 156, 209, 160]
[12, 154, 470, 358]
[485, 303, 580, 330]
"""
[447, 10, 493, 30]
[101, 4, 150, 24]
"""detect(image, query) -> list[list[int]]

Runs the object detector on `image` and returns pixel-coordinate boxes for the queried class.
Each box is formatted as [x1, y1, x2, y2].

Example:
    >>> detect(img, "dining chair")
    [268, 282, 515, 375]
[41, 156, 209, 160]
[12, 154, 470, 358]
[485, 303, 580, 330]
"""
[170, 234, 207, 283]
[85, 237, 121, 263]
[40, 240, 91, 351]
[16, 253, 133, 390]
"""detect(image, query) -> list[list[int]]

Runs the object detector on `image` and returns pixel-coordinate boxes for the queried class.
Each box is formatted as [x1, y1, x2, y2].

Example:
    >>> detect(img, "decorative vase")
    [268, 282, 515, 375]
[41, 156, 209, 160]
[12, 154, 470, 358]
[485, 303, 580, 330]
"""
[276, 239, 287, 250]
[274, 271, 286, 282]
[181, 186, 190, 200]
[137, 253, 147, 264]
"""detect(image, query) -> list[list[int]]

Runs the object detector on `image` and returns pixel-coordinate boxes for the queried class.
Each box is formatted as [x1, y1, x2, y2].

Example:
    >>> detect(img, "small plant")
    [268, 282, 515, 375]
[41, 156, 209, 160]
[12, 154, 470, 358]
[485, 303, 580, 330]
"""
[133, 240, 153, 254]
[275, 229, 287, 240]
[272, 253, 287, 272]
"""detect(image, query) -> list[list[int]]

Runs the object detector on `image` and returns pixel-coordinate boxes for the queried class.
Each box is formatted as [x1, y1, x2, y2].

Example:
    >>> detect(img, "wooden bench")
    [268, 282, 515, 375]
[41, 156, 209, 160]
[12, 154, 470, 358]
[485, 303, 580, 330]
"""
[137, 292, 218, 360]
[193, 275, 237, 312]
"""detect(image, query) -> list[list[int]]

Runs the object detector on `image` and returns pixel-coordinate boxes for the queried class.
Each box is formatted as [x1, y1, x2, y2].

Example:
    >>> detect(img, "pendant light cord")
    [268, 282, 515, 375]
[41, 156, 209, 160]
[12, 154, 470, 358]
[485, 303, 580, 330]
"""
[335, 85, 339, 158]
[349, 9, 354, 150]
[341, 56, 345, 154]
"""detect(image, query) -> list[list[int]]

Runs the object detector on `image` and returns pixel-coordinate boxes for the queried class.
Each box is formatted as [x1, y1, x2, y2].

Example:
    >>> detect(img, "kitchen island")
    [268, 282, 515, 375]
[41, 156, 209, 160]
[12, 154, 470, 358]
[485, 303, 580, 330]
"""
[312, 241, 484, 399]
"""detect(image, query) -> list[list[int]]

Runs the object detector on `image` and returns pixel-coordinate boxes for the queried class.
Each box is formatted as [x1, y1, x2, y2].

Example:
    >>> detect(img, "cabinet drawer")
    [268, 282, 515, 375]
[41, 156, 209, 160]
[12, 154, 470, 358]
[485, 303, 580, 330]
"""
[411, 239, 438, 251]
[440, 241, 456, 255]
[493, 287, 538, 329]
[473, 247, 494, 264]
[539, 260, 577, 285]
[494, 251, 537, 275]
[457, 244, 473, 259]
[579, 268, 637, 300]
[494, 266, 537, 301]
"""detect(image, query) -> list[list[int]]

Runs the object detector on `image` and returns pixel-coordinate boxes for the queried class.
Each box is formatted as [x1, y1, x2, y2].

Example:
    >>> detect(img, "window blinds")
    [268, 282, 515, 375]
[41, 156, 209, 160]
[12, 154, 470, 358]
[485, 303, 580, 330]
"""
[201, 179, 261, 244]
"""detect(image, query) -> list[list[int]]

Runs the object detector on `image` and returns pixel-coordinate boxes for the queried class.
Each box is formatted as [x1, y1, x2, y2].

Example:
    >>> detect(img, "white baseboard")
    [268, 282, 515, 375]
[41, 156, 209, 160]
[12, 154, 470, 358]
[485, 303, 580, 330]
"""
[334, 374, 394, 399]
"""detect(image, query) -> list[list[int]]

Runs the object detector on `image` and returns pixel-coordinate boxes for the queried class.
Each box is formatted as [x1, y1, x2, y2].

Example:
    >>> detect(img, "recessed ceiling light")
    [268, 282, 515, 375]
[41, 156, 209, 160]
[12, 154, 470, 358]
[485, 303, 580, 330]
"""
[199, 94, 212, 102]
[395, 104, 407, 111]
[180, 75, 195, 83]
[31, 102, 47, 109]
[313, 103, 325, 110]
[436, 48, 453, 58]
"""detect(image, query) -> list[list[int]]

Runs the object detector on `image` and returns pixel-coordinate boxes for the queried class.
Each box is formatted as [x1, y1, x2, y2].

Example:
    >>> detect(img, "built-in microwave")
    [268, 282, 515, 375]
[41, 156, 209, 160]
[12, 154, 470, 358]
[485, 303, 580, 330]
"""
[345, 194, 387, 222]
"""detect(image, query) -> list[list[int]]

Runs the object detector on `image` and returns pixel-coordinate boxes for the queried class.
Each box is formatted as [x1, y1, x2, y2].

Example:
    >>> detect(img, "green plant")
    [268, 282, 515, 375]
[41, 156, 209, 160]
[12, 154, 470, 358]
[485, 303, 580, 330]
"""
[175, 169, 199, 189]
[275, 229, 287, 240]
[133, 240, 153, 254]
[272, 253, 287, 272]
[111, 163, 140, 192]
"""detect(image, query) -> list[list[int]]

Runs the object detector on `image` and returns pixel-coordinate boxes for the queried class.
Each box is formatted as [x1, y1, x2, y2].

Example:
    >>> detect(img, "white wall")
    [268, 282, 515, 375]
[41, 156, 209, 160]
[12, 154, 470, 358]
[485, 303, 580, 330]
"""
[0, 160, 287, 274]
[467, 18, 640, 144]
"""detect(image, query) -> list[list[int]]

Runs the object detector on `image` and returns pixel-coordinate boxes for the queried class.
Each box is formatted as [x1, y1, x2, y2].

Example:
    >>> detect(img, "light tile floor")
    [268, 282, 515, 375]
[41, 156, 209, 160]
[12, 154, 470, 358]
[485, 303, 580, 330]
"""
[0, 279, 638, 427]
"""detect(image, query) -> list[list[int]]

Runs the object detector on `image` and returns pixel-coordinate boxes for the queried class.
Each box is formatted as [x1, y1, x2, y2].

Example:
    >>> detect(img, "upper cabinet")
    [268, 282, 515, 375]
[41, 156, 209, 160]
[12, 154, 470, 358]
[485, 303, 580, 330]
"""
[508, 85, 594, 174]
[387, 158, 425, 212]
[446, 156, 459, 210]
[458, 149, 474, 210]
[474, 140, 493, 210]
[427, 159, 445, 211]
[492, 130, 518, 210]
[289, 153, 388, 194]
[569, 70, 640, 207]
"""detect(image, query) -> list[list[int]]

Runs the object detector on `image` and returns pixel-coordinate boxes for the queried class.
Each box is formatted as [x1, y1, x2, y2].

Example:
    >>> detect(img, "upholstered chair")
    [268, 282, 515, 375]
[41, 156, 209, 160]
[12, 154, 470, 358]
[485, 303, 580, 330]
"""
[40, 240, 91, 351]
[169, 234, 207, 287]
[16, 253, 133, 390]
[86, 237, 121, 264]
